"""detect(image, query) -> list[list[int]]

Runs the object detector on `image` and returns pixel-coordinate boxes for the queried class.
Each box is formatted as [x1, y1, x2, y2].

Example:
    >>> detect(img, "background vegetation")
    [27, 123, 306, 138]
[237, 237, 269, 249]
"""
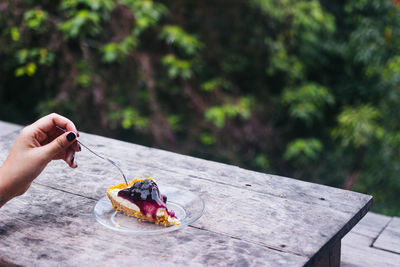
[1, 0, 399, 215]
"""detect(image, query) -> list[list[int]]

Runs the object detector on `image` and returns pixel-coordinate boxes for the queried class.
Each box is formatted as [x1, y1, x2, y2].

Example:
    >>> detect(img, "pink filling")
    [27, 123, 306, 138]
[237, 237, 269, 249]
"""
[117, 179, 177, 221]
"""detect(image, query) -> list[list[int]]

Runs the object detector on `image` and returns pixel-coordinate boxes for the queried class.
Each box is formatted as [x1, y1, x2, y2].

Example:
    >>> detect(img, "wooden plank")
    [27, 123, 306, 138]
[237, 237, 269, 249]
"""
[24, 156, 371, 258]
[349, 212, 391, 239]
[14, 159, 372, 264]
[0, 129, 372, 264]
[0, 121, 21, 138]
[341, 232, 400, 267]
[31, 166, 354, 258]
[373, 217, 400, 254]
[0, 184, 308, 266]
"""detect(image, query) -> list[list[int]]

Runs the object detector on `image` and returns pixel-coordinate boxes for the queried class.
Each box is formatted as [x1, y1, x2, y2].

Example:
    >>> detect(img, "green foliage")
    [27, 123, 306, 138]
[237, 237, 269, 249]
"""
[205, 97, 252, 128]
[284, 138, 323, 165]
[59, 10, 102, 39]
[1, 0, 400, 216]
[160, 25, 202, 56]
[201, 78, 231, 92]
[10, 27, 20, 42]
[60, 0, 115, 12]
[291, 1, 335, 43]
[383, 56, 400, 85]
[162, 54, 192, 80]
[254, 154, 270, 169]
[167, 115, 181, 131]
[14, 48, 54, 77]
[59, 0, 115, 39]
[16, 48, 55, 66]
[282, 83, 334, 123]
[102, 36, 137, 63]
[15, 62, 36, 77]
[200, 132, 216, 146]
[109, 107, 148, 130]
[75, 60, 92, 87]
[332, 105, 383, 148]
[266, 38, 304, 81]
[120, 0, 167, 36]
[24, 9, 48, 32]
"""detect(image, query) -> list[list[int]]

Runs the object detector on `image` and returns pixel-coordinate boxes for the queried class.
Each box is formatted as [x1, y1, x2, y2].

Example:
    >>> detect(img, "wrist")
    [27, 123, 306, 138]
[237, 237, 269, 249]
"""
[0, 164, 16, 207]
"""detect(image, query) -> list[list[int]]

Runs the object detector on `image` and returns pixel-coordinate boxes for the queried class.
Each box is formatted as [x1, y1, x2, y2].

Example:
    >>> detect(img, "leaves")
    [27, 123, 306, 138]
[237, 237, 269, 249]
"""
[109, 107, 148, 130]
[14, 48, 54, 77]
[201, 78, 231, 92]
[120, 0, 167, 36]
[10, 27, 20, 41]
[160, 25, 202, 56]
[284, 138, 323, 164]
[332, 105, 383, 148]
[102, 36, 137, 63]
[24, 9, 48, 32]
[15, 62, 36, 77]
[200, 132, 216, 145]
[59, 10, 102, 39]
[205, 97, 252, 128]
[162, 54, 192, 79]
[282, 83, 334, 124]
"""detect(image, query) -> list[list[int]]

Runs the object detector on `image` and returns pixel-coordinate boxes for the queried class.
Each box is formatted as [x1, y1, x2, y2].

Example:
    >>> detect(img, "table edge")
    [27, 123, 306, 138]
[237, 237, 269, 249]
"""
[304, 195, 373, 266]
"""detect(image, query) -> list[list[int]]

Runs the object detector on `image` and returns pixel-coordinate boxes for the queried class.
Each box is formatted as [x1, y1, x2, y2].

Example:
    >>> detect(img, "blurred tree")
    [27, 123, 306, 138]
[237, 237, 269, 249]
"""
[0, 0, 399, 215]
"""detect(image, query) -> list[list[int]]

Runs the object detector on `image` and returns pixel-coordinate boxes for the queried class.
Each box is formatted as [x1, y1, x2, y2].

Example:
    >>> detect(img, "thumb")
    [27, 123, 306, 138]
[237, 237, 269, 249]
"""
[42, 131, 77, 159]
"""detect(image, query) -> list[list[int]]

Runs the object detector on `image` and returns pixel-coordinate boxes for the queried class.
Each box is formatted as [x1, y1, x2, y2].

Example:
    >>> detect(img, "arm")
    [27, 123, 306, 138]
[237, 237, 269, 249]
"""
[0, 113, 80, 207]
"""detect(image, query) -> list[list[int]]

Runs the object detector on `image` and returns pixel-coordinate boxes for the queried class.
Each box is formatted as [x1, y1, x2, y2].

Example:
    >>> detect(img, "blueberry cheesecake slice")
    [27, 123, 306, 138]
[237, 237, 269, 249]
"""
[106, 178, 180, 226]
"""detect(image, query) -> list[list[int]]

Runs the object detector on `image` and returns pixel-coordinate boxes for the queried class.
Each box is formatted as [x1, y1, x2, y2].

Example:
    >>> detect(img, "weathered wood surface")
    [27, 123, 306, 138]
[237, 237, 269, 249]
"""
[0, 121, 373, 266]
[0, 121, 21, 137]
[341, 212, 400, 267]
[348, 212, 391, 239]
[341, 232, 400, 267]
[1, 184, 306, 266]
[373, 217, 400, 254]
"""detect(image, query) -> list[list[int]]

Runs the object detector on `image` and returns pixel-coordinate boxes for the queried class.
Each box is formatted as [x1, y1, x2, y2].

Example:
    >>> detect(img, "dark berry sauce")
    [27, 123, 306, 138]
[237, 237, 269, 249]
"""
[117, 179, 176, 221]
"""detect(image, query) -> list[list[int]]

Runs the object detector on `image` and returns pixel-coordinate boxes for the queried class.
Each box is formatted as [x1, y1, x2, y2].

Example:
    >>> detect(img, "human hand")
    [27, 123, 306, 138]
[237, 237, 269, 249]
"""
[0, 113, 80, 207]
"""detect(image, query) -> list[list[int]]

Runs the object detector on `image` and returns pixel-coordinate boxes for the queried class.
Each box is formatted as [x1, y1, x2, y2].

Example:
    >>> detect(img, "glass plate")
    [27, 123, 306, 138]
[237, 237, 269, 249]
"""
[93, 186, 205, 235]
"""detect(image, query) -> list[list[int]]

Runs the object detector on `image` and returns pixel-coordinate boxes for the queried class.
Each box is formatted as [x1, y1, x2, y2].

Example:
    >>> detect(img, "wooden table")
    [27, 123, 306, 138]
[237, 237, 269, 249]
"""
[0, 121, 372, 266]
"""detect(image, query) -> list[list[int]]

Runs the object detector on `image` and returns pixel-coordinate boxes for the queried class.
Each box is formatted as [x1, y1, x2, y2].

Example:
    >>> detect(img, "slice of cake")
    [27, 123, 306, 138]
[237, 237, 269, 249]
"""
[107, 178, 180, 226]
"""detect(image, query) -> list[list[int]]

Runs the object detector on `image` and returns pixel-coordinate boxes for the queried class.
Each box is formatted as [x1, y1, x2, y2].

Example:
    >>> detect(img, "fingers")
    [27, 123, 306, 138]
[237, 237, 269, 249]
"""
[65, 148, 77, 168]
[71, 140, 81, 153]
[41, 131, 77, 160]
[33, 113, 78, 136]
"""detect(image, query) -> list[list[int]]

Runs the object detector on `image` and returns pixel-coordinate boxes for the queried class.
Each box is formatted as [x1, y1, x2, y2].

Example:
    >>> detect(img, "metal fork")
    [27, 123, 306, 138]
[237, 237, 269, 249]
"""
[55, 125, 128, 186]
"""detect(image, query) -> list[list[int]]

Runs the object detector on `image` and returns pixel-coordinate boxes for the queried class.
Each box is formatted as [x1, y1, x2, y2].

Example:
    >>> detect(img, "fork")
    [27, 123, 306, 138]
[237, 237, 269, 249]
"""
[55, 125, 128, 186]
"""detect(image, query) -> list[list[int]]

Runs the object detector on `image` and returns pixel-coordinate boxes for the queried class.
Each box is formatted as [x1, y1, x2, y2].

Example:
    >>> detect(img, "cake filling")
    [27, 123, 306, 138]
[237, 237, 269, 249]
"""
[117, 179, 177, 221]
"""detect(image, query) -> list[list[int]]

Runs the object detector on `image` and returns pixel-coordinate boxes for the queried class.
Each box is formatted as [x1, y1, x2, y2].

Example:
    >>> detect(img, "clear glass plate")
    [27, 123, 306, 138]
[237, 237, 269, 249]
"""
[93, 186, 205, 235]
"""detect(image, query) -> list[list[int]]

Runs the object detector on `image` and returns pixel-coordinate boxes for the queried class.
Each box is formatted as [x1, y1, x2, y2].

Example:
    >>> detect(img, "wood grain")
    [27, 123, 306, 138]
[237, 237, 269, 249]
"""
[0, 184, 307, 266]
[0, 124, 373, 266]
[341, 232, 400, 267]
[350, 212, 391, 239]
[0, 121, 21, 137]
[28, 162, 358, 257]
[373, 217, 400, 254]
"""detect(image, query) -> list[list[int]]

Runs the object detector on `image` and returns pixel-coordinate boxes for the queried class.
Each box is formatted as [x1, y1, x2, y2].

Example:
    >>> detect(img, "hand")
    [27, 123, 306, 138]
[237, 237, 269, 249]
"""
[0, 113, 80, 207]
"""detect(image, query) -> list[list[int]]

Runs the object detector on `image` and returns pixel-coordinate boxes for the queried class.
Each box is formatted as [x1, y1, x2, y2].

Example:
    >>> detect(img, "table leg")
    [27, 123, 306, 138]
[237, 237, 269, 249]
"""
[329, 239, 341, 266]
[309, 239, 341, 267]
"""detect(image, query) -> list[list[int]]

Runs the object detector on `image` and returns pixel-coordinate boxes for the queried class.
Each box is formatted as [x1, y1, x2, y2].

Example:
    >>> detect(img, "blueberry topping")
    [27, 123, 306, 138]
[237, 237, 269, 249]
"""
[119, 179, 161, 202]
[117, 179, 177, 220]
